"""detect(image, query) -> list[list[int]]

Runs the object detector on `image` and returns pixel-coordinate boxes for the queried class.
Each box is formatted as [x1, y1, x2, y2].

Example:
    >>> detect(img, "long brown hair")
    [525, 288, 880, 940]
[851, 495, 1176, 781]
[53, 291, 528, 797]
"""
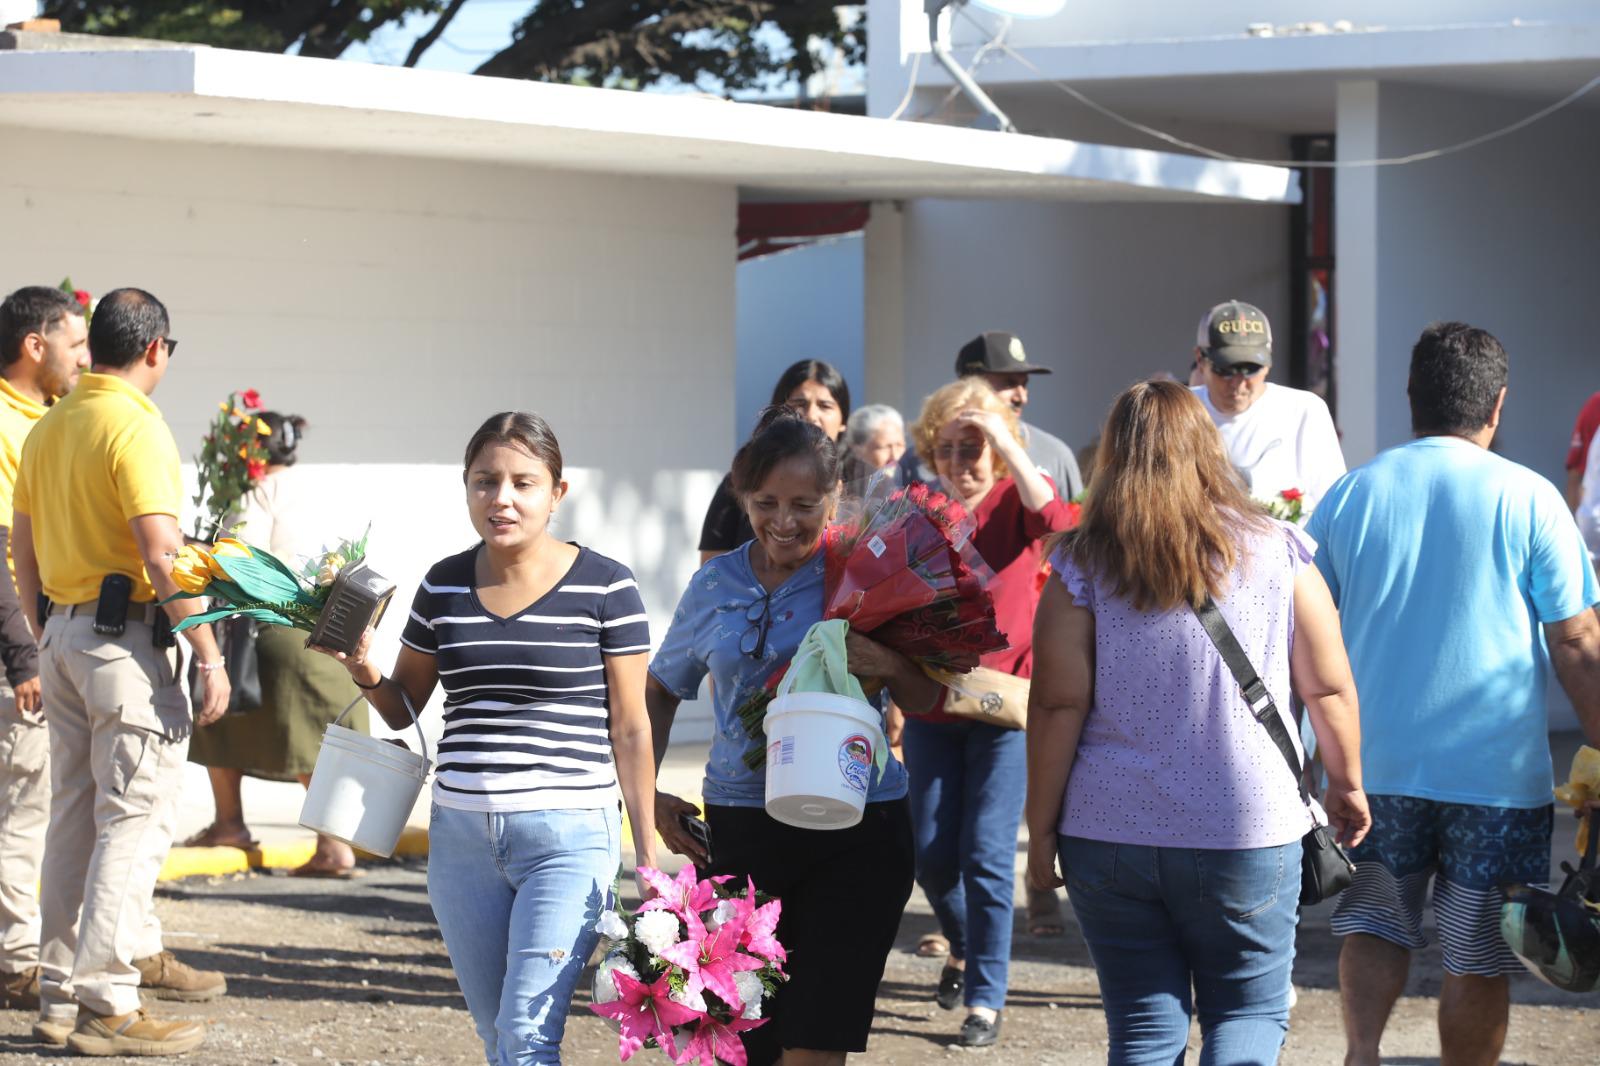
[1055, 379, 1268, 611]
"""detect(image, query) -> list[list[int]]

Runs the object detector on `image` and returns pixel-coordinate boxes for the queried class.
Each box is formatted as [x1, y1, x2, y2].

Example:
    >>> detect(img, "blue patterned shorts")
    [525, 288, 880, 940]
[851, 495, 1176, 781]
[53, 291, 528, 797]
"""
[1329, 795, 1552, 976]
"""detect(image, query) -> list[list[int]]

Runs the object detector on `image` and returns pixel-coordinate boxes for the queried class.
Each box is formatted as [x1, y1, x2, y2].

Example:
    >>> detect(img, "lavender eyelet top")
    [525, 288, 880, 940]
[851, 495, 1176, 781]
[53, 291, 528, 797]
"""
[1050, 521, 1316, 850]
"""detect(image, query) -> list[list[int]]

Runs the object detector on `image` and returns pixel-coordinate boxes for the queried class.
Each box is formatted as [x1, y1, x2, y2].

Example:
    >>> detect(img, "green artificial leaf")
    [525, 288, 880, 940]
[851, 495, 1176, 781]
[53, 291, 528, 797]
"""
[210, 550, 308, 604]
[173, 605, 297, 632]
[240, 543, 315, 595]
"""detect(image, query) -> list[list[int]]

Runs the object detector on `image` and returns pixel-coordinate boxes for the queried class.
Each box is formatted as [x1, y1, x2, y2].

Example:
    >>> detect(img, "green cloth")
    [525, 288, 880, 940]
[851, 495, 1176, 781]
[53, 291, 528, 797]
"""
[778, 619, 867, 702]
[188, 624, 367, 780]
[777, 620, 886, 778]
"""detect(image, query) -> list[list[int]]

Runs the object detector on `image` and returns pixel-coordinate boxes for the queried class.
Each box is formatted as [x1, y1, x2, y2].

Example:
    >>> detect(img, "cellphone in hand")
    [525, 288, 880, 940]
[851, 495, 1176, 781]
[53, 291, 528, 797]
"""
[679, 813, 714, 866]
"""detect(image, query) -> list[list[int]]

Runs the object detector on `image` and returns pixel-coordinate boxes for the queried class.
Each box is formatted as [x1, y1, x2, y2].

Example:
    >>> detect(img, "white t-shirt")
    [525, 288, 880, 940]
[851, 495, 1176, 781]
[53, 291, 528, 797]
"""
[1578, 431, 1600, 559]
[1193, 382, 1346, 511]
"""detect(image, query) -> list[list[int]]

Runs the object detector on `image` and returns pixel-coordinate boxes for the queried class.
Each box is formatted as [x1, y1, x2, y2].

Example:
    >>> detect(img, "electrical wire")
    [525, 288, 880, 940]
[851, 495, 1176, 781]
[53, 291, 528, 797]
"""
[886, 50, 922, 121]
[995, 40, 1600, 169]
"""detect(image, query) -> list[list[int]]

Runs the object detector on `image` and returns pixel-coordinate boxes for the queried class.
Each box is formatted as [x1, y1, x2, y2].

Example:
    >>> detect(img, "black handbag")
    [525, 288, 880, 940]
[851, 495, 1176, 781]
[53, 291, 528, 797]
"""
[1191, 597, 1355, 906]
[189, 616, 264, 717]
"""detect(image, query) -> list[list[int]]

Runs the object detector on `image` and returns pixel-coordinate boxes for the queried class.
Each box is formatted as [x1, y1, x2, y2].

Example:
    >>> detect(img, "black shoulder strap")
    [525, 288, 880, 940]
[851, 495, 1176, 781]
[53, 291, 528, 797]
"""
[1191, 596, 1310, 806]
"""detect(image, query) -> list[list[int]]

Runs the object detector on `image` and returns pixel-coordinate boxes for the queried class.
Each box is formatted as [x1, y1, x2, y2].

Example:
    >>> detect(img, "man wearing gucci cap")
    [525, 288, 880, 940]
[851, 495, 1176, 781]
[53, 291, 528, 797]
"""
[1192, 300, 1345, 513]
[954, 331, 1082, 497]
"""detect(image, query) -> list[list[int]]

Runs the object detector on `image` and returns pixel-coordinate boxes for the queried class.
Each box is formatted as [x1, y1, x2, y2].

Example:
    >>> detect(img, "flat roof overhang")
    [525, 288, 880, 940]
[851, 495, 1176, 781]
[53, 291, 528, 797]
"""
[0, 47, 1299, 206]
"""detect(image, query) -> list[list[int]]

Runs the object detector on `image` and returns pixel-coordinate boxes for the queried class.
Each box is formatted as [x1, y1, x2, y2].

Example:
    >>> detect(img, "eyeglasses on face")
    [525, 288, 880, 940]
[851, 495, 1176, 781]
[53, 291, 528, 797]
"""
[933, 441, 986, 462]
[739, 593, 773, 659]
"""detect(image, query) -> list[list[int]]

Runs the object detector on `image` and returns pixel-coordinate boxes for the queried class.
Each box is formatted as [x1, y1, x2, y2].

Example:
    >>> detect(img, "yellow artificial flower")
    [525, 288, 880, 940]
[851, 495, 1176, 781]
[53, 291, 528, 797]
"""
[218, 401, 230, 412]
[213, 537, 253, 559]
[316, 552, 347, 588]
[237, 446, 248, 459]
[169, 546, 216, 595]
[256, 419, 271, 436]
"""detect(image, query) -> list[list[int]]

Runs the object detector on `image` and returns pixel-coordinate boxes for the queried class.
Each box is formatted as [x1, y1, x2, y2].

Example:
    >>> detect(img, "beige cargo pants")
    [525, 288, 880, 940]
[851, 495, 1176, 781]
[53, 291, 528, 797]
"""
[37, 614, 190, 1020]
[0, 678, 49, 975]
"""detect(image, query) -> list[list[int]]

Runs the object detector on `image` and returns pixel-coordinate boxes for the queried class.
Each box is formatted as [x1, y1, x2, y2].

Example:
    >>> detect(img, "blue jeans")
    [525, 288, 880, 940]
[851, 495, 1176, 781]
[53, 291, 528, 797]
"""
[1059, 835, 1301, 1066]
[428, 803, 620, 1065]
[903, 717, 1026, 1010]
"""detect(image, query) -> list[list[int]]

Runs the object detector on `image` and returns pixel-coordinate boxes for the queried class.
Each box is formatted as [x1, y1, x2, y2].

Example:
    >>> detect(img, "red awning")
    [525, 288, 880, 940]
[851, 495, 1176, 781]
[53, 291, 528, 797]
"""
[737, 202, 870, 261]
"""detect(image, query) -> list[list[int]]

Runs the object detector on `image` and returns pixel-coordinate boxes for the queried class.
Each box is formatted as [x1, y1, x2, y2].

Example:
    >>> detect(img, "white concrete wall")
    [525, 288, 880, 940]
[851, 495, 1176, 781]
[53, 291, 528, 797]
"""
[875, 196, 1290, 456]
[2, 126, 736, 740]
[734, 236, 865, 445]
[854, 112, 1293, 456]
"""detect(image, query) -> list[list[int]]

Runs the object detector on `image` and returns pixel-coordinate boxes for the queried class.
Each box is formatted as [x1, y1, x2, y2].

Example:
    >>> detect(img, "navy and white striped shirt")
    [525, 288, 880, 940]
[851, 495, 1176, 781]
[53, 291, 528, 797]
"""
[401, 545, 650, 812]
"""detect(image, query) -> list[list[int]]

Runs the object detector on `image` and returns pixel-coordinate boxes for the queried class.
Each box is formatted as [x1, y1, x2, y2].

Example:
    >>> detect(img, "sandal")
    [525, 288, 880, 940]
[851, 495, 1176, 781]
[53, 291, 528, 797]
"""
[916, 933, 950, 959]
[1026, 886, 1064, 937]
[289, 861, 365, 880]
[181, 824, 259, 850]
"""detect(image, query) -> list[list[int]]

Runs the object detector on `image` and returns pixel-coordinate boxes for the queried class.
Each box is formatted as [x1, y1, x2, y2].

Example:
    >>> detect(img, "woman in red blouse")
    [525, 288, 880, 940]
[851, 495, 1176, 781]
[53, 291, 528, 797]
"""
[902, 379, 1073, 1048]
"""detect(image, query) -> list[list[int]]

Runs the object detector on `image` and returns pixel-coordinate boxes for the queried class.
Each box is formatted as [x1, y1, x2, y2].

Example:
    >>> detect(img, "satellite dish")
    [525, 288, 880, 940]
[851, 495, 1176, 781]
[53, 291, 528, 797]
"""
[969, 0, 1067, 18]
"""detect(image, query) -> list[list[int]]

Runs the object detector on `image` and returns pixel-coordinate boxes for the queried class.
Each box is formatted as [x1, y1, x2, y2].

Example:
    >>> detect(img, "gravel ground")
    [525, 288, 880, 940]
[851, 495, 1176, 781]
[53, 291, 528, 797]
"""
[0, 862, 1591, 1065]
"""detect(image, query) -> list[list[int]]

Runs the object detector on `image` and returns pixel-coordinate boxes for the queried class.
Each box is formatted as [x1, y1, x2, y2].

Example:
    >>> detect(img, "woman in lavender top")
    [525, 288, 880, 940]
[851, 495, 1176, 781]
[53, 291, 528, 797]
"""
[1025, 381, 1370, 1065]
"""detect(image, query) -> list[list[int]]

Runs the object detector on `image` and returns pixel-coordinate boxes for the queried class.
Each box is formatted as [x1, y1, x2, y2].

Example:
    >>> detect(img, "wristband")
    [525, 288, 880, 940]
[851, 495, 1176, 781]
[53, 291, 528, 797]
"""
[195, 658, 227, 673]
[355, 674, 384, 691]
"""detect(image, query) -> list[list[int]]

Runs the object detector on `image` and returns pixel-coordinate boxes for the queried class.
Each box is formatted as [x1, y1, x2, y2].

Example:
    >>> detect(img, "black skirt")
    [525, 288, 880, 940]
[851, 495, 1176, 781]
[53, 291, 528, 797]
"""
[700, 799, 914, 1062]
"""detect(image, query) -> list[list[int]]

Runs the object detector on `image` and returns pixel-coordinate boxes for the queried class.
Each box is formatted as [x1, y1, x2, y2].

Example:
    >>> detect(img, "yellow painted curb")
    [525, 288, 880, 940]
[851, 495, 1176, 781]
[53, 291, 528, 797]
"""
[159, 825, 430, 882]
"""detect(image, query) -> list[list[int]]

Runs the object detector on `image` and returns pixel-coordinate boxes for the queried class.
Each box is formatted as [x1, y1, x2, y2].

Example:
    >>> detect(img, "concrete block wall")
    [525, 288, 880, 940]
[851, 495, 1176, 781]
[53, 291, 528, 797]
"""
[2, 126, 737, 739]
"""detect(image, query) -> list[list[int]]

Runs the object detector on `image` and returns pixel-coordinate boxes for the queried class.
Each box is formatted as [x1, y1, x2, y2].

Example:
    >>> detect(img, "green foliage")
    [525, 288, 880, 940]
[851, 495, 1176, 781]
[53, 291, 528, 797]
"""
[192, 390, 270, 539]
[43, 0, 864, 93]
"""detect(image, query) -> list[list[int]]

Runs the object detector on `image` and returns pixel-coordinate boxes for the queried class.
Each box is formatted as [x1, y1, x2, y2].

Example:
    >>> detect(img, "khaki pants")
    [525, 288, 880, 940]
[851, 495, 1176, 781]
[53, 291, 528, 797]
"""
[37, 614, 189, 1019]
[0, 680, 49, 974]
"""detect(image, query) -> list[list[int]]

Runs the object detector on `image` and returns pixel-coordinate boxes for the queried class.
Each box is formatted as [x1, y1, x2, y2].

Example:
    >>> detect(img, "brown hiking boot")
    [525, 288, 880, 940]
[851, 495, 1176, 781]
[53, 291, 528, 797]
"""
[65, 1007, 204, 1057]
[32, 1014, 73, 1046]
[0, 966, 40, 1011]
[133, 952, 226, 1003]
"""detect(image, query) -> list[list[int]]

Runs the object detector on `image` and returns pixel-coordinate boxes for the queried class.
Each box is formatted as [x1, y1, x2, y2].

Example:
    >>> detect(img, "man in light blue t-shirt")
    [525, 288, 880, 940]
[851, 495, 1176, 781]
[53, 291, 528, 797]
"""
[1307, 322, 1600, 1066]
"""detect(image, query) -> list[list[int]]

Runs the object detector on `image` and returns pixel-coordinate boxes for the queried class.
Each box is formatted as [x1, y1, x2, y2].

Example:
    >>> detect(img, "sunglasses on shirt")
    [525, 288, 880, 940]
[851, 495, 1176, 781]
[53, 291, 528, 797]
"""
[740, 593, 773, 659]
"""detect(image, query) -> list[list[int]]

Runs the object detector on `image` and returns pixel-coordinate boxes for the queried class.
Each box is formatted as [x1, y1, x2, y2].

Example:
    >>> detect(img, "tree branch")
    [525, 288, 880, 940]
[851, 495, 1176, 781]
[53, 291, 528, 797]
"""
[404, 0, 470, 67]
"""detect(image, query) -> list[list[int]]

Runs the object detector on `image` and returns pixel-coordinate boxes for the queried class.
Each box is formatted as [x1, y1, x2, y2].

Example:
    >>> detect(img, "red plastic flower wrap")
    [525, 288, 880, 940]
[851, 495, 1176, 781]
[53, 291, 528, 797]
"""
[736, 479, 1007, 769]
[822, 481, 1006, 670]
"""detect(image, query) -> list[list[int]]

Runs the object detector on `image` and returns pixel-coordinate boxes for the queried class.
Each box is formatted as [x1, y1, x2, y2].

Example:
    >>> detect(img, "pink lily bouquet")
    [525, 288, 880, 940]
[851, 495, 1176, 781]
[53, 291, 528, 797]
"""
[591, 866, 787, 1065]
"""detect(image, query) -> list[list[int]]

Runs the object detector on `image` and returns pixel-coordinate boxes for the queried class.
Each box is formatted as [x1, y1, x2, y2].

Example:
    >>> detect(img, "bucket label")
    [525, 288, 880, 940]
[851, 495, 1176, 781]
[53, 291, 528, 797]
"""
[770, 736, 796, 768]
[867, 535, 887, 559]
[838, 734, 872, 794]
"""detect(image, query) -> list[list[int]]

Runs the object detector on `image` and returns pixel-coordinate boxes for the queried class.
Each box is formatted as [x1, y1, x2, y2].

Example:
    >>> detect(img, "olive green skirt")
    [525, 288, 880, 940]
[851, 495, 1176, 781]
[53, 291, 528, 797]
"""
[189, 624, 369, 781]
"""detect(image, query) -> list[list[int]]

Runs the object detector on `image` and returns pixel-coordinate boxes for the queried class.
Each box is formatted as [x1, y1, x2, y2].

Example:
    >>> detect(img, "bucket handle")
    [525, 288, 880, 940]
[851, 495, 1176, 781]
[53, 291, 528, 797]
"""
[772, 642, 889, 784]
[334, 687, 430, 764]
[773, 645, 821, 700]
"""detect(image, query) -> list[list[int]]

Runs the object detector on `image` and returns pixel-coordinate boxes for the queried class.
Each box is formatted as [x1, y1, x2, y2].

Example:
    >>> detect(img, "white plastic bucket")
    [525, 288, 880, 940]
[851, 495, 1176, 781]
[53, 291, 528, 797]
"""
[764, 681, 886, 830]
[300, 694, 431, 857]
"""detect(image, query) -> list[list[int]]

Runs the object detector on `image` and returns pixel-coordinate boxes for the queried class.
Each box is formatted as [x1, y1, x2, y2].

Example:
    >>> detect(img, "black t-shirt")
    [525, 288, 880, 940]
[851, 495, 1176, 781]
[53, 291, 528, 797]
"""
[697, 474, 753, 553]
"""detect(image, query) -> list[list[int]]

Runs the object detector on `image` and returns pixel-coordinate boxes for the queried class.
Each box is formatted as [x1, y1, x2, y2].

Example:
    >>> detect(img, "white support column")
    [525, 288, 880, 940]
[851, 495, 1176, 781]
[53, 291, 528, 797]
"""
[863, 202, 907, 409]
[1334, 80, 1381, 467]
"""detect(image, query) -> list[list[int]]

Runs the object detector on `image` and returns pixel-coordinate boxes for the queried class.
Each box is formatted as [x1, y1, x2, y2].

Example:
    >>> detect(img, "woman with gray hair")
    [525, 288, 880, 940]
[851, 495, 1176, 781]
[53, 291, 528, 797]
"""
[841, 403, 907, 490]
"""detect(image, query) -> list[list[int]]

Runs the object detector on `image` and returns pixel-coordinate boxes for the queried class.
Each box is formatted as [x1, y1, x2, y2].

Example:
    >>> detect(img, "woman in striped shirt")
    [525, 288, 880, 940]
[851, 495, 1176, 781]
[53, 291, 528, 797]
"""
[318, 411, 656, 1064]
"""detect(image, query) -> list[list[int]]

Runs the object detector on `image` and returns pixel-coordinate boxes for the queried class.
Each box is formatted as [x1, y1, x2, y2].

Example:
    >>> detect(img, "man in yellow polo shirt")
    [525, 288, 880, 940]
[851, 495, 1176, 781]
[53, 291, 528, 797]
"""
[12, 288, 230, 1057]
[0, 286, 89, 1013]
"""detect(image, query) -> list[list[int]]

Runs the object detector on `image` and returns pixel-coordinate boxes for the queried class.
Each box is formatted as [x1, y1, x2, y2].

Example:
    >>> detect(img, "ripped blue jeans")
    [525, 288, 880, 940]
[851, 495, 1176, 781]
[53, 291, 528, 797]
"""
[428, 802, 619, 1065]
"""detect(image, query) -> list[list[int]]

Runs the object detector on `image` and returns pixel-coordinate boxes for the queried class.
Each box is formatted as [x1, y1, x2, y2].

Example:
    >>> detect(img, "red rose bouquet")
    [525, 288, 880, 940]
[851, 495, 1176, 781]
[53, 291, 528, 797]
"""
[735, 479, 1007, 768]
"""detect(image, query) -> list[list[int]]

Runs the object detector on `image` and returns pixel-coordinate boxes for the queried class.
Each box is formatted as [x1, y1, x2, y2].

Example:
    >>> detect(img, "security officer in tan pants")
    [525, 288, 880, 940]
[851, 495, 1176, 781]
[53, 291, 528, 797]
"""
[13, 288, 231, 1057]
[0, 287, 91, 1012]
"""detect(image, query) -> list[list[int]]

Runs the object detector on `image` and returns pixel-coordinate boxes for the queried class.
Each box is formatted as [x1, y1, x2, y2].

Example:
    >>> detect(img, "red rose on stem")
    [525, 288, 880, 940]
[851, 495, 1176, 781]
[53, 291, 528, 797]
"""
[247, 459, 267, 481]
[1280, 488, 1304, 502]
[239, 389, 263, 410]
[72, 290, 91, 309]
